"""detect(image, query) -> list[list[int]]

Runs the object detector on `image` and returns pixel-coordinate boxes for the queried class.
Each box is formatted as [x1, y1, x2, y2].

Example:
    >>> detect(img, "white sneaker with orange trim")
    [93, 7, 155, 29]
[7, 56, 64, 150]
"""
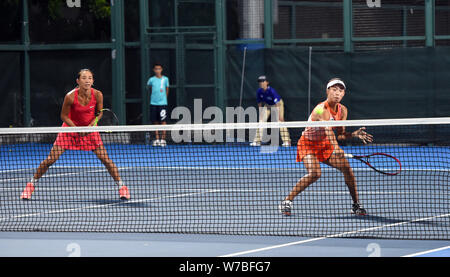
[20, 182, 35, 200]
[119, 185, 130, 200]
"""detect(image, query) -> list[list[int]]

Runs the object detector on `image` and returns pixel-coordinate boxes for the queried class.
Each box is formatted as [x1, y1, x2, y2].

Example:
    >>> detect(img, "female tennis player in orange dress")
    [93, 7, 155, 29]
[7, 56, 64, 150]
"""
[279, 78, 372, 216]
[20, 69, 130, 200]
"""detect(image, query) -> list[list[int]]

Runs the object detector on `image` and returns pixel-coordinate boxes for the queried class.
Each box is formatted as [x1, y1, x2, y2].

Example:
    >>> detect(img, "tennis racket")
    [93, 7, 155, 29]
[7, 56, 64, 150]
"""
[344, 153, 402, 176]
[93, 108, 119, 126]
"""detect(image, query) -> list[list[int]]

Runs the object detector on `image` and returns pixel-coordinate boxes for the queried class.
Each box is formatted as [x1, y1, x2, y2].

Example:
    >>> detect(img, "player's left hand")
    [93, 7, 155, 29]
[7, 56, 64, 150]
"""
[352, 127, 373, 144]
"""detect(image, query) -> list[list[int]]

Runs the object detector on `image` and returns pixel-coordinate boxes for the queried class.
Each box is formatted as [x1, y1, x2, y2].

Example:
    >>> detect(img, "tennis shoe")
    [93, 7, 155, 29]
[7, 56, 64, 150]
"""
[351, 202, 367, 216]
[282, 141, 291, 147]
[20, 182, 35, 200]
[160, 139, 167, 147]
[250, 141, 261, 147]
[119, 185, 130, 200]
[152, 140, 161, 147]
[279, 200, 292, 216]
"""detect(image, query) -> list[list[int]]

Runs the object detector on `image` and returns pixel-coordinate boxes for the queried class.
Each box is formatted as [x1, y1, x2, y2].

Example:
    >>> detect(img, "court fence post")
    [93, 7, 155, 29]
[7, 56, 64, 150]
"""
[215, 0, 226, 114]
[139, 0, 150, 125]
[22, 0, 31, 127]
[264, 0, 274, 49]
[111, 0, 126, 125]
[343, 0, 353, 53]
[425, 0, 435, 48]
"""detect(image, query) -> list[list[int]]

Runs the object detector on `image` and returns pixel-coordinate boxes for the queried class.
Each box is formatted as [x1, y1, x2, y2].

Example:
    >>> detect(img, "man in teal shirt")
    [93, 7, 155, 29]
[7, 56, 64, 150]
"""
[147, 63, 170, 147]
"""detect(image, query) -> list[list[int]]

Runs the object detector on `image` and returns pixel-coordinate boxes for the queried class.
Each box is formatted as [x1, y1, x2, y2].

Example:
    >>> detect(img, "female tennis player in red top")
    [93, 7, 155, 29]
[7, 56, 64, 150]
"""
[20, 69, 130, 200]
[279, 78, 372, 216]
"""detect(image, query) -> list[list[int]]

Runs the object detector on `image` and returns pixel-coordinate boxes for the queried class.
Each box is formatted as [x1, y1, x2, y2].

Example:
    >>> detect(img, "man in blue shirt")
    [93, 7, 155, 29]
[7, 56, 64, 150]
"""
[251, 75, 291, 147]
[147, 63, 170, 147]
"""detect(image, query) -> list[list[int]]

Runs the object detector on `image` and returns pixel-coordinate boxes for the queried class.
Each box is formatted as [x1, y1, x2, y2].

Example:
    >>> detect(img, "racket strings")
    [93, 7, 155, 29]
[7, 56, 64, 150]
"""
[366, 154, 401, 175]
[97, 109, 119, 126]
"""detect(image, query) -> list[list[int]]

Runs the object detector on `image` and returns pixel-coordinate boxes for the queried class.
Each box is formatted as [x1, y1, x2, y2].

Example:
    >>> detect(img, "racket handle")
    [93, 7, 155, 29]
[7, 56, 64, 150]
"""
[344, 153, 354, 158]
[93, 109, 108, 127]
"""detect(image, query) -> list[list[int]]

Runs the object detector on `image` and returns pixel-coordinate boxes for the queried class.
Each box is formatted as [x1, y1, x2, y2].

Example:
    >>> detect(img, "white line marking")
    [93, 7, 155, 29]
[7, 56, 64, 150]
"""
[0, 186, 445, 196]
[0, 189, 219, 222]
[219, 213, 450, 257]
[1, 165, 448, 173]
[0, 168, 110, 183]
[402, 246, 450, 257]
[0, 168, 34, 174]
[120, 166, 449, 172]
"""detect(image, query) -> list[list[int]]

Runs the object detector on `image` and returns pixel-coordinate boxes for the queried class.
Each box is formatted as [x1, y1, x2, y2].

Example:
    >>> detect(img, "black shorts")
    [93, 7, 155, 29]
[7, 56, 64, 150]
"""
[150, 105, 168, 123]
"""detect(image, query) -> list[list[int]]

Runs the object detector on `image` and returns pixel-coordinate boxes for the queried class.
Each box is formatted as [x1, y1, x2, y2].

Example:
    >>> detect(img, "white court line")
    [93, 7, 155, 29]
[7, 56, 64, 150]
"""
[0, 189, 219, 222]
[1, 182, 447, 196]
[402, 245, 450, 257]
[219, 212, 450, 257]
[0, 168, 111, 183]
[0, 168, 35, 174]
[8, 165, 449, 172]
[118, 166, 450, 172]
[0, 166, 132, 175]
[1, 185, 443, 196]
[1, 165, 447, 174]
[0, 165, 397, 183]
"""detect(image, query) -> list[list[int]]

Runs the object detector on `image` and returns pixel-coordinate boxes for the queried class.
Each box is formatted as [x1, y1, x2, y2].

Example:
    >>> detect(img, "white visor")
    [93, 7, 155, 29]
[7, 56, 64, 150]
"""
[327, 80, 346, 89]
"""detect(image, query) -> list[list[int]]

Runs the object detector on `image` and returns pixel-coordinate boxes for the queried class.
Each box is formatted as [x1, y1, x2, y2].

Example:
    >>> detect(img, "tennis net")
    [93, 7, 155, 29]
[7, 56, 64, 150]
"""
[0, 118, 449, 239]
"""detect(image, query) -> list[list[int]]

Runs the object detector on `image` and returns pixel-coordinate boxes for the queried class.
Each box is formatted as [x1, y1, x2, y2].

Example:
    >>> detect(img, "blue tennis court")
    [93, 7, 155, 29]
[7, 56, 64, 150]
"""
[0, 139, 449, 256]
[0, 232, 449, 257]
[1, 0, 450, 262]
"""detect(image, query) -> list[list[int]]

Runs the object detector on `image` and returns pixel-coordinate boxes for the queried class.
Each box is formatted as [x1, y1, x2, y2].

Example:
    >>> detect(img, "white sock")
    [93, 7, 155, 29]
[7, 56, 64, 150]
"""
[116, 180, 124, 187]
[30, 178, 37, 185]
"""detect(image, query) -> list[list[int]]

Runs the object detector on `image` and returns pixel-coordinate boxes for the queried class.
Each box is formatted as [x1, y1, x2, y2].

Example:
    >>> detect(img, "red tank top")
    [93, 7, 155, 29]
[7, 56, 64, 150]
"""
[63, 88, 96, 127]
